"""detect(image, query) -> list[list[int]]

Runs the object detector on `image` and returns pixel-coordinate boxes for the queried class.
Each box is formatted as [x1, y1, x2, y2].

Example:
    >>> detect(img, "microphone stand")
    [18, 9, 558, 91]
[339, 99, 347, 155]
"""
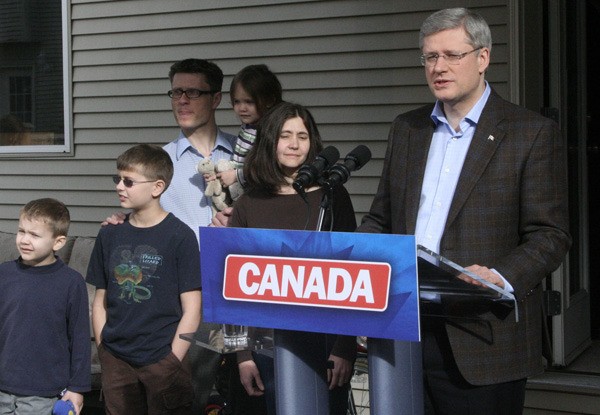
[274, 179, 334, 415]
[315, 185, 333, 232]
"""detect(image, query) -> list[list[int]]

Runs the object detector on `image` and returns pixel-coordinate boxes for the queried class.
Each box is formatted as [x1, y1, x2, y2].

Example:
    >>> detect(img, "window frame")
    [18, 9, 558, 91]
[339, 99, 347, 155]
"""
[0, 0, 72, 157]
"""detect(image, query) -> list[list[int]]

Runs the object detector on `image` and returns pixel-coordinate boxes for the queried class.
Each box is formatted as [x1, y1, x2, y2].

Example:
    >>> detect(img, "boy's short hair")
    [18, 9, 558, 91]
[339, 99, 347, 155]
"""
[20, 198, 70, 237]
[117, 144, 174, 191]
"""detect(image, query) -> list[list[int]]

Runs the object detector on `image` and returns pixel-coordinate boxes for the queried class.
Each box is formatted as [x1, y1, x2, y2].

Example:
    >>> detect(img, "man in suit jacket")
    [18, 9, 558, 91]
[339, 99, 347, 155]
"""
[358, 8, 571, 414]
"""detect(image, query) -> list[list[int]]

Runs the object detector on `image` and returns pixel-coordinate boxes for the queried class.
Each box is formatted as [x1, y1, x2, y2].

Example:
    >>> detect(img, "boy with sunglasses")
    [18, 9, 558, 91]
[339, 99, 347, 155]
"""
[88, 144, 201, 414]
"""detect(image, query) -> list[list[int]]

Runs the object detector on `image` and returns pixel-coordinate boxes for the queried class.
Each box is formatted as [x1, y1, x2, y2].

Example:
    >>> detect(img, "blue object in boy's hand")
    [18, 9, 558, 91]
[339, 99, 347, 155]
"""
[52, 399, 75, 415]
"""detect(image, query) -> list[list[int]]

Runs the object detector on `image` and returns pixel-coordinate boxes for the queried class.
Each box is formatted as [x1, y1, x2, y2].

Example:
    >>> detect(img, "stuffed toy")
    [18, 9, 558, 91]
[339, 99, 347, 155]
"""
[215, 159, 244, 202]
[196, 158, 229, 215]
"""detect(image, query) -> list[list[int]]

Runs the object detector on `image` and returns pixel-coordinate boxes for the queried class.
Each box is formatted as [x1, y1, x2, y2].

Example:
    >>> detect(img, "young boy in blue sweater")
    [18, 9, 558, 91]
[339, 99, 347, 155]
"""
[89, 144, 201, 414]
[0, 198, 90, 414]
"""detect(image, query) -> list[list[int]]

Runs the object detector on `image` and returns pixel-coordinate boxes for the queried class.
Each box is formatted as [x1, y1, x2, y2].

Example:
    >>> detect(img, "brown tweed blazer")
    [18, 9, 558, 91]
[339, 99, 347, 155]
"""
[358, 89, 571, 385]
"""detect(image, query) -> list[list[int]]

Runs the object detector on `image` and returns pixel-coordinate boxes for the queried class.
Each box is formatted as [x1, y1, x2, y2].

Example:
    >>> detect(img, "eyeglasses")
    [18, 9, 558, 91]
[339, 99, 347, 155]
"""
[167, 88, 217, 100]
[112, 176, 157, 188]
[420, 47, 483, 67]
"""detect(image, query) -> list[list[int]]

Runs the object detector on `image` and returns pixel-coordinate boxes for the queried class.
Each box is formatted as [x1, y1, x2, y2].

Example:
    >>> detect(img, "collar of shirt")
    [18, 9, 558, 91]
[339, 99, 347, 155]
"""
[173, 129, 235, 160]
[416, 82, 492, 254]
[430, 81, 492, 133]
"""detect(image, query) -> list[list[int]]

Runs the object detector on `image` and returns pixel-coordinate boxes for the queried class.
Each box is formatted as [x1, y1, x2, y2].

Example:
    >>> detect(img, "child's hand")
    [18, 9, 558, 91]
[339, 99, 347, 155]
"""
[62, 390, 84, 415]
[203, 173, 217, 182]
[217, 169, 238, 187]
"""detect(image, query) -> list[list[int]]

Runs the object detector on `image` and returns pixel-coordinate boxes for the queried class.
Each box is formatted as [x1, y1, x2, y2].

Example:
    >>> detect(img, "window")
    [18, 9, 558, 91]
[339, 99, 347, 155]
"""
[0, 0, 71, 154]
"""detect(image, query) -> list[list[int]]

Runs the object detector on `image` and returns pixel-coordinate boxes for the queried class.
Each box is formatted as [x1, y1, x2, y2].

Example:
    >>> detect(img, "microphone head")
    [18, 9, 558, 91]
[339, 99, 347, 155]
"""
[318, 146, 340, 168]
[293, 145, 340, 194]
[346, 145, 371, 170]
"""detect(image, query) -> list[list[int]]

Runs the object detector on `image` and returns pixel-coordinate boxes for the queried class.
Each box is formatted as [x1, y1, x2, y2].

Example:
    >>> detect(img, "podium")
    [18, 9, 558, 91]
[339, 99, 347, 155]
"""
[416, 245, 517, 321]
[191, 228, 516, 415]
[365, 245, 517, 414]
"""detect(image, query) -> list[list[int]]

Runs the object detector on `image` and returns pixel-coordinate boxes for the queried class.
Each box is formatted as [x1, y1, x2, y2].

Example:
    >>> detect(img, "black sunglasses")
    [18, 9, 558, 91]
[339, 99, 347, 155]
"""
[112, 175, 157, 188]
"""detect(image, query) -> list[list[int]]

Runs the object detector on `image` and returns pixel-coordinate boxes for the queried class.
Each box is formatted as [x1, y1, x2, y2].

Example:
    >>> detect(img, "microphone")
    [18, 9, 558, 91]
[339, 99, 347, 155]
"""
[52, 400, 75, 415]
[292, 146, 340, 194]
[323, 145, 371, 189]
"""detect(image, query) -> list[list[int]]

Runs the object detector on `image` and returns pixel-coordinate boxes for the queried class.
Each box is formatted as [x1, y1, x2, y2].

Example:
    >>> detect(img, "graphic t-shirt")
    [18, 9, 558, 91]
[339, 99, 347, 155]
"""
[87, 213, 200, 366]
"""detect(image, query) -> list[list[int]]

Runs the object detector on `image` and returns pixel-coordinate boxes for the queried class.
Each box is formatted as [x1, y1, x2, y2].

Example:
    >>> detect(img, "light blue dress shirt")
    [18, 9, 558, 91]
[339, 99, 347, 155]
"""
[162, 129, 236, 242]
[415, 84, 491, 253]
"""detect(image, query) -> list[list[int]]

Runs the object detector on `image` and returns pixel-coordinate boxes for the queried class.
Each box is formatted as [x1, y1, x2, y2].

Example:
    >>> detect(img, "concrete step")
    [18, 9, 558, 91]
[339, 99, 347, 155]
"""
[525, 371, 600, 414]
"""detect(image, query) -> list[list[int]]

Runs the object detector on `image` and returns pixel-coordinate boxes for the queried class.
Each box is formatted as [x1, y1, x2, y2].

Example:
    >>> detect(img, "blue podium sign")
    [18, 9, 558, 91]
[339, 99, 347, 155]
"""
[199, 227, 419, 341]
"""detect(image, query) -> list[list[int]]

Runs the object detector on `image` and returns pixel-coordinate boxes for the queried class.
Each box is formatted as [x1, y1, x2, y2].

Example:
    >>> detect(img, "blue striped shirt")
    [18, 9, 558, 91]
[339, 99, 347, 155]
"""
[162, 129, 236, 242]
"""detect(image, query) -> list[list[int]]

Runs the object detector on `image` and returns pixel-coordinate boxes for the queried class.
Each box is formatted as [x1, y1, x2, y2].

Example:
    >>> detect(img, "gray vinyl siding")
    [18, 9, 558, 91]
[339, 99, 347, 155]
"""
[0, 0, 511, 237]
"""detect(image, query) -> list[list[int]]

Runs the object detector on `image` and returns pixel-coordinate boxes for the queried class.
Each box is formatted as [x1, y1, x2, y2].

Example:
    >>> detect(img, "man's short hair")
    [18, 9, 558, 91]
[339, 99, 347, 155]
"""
[419, 8, 492, 51]
[168, 58, 224, 92]
[117, 144, 174, 191]
[20, 198, 70, 237]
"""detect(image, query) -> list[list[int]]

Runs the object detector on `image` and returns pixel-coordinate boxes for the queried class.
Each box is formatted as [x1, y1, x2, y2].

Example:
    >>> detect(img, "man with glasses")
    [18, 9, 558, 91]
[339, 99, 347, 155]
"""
[358, 8, 570, 414]
[163, 58, 236, 240]
[163, 58, 236, 412]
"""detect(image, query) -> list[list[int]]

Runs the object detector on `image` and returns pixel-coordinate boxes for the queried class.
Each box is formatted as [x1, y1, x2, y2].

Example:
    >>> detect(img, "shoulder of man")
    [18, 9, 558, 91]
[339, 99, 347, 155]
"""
[393, 103, 436, 128]
[485, 88, 557, 128]
[218, 128, 237, 146]
[162, 136, 181, 155]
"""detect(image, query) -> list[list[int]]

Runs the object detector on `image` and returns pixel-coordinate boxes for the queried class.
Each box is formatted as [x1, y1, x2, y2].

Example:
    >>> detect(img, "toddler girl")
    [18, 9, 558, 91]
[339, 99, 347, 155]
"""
[217, 64, 283, 200]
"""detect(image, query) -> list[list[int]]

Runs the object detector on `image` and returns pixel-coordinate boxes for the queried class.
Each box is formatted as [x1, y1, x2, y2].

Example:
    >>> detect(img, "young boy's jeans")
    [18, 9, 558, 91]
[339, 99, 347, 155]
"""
[0, 390, 56, 415]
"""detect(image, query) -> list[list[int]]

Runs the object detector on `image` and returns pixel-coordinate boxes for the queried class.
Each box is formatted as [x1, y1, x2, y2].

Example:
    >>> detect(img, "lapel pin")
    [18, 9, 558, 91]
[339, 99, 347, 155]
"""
[487, 135, 494, 141]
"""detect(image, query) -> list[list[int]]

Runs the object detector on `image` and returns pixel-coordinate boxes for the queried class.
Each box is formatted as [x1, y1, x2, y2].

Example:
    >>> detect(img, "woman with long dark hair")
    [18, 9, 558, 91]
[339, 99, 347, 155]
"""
[229, 101, 357, 414]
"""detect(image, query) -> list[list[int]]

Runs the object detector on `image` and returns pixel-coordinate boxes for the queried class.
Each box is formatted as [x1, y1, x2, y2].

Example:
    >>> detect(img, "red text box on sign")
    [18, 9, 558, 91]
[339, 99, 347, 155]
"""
[223, 254, 391, 312]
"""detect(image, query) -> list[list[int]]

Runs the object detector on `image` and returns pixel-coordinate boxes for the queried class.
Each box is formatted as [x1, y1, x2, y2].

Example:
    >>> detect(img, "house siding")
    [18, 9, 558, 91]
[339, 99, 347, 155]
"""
[0, 0, 511, 236]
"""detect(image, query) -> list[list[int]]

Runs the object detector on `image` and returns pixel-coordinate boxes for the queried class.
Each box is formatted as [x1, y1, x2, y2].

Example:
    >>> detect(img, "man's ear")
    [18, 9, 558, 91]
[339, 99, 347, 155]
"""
[478, 47, 490, 74]
[211, 91, 222, 110]
[53, 235, 67, 252]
